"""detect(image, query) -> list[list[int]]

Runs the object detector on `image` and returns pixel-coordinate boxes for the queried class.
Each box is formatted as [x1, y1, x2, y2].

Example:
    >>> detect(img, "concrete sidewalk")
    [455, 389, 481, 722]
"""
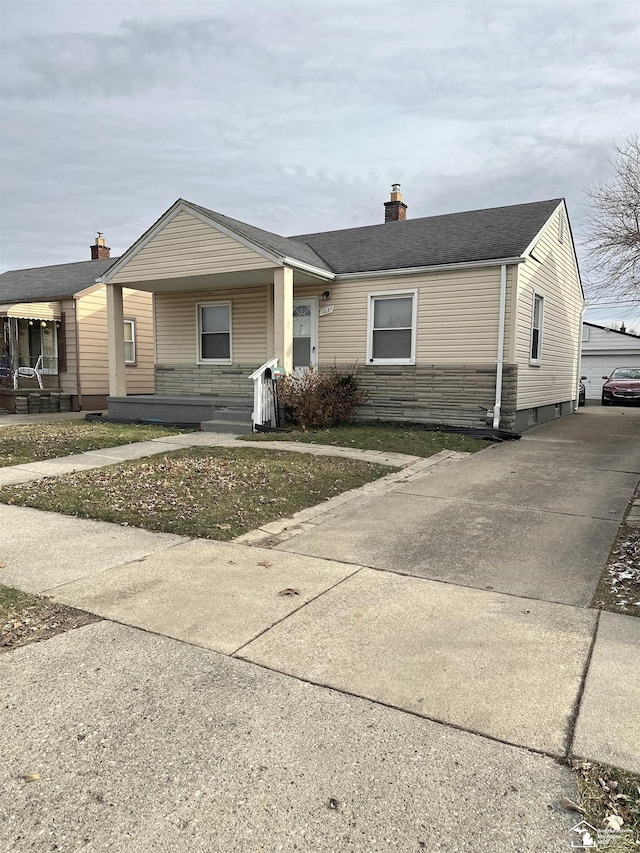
[0, 409, 639, 850]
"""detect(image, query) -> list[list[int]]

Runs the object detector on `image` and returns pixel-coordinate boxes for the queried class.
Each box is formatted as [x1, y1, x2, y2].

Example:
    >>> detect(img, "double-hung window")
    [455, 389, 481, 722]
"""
[367, 291, 417, 365]
[123, 319, 136, 364]
[530, 293, 544, 364]
[197, 303, 232, 363]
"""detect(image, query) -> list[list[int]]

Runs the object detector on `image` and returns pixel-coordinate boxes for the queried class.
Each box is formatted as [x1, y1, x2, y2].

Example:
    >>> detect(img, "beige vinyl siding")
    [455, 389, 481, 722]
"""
[77, 287, 154, 395]
[110, 211, 275, 284]
[155, 286, 269, 365]
[58, 298, 78, 395]
[295, 266, 514, 365]
[514, 206, 583, 408]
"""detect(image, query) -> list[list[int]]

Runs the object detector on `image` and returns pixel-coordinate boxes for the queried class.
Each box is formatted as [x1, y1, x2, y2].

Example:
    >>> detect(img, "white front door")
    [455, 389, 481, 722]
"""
[292, 299, 317, 373]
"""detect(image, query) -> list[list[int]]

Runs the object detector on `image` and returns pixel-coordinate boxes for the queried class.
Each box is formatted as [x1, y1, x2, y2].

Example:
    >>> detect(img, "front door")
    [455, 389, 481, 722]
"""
[293, 299, 317, 373]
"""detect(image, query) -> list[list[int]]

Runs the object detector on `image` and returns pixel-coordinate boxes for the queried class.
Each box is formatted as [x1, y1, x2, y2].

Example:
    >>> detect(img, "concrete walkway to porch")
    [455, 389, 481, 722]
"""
[1, 408, 639, 851]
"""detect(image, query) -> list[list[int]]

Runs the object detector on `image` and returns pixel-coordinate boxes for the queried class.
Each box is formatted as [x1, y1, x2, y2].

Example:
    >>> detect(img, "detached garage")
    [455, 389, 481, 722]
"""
[581, 322, 640, 401]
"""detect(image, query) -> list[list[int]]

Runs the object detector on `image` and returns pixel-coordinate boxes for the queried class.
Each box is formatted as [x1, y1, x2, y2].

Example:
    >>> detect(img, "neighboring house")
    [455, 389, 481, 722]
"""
[581, 321, 640, 400]
[97, 187, 584, 433]
[0, 236, 154, 413]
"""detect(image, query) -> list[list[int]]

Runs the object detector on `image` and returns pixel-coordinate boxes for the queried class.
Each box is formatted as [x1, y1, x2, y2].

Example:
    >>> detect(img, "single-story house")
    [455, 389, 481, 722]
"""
[97, 187, 584, 433]
[581, 321, 640, 401]
[0, 236, 153, 413]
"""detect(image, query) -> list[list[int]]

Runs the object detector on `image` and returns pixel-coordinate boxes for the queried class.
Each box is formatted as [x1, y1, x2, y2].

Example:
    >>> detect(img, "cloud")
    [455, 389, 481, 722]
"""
[0, 0, 639, 272]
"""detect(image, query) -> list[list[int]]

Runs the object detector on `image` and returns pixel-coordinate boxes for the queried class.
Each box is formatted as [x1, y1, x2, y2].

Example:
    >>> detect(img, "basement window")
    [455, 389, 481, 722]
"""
[367, 291, 417, 365]
[530, 293, 544, 365]
[197, 302, 232, 363]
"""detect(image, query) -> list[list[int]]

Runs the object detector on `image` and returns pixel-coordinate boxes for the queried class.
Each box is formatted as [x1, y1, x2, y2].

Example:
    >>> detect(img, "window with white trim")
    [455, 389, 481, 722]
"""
[123, 319, 136, 364]
[530, 293, 544, 364]
[197, 302, 231, 362]
[367, 291, 417, 364]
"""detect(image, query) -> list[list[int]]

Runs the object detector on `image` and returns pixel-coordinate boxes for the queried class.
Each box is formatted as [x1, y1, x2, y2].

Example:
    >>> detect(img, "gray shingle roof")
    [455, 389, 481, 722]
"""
[0, 257, 118, 303]
[290, 199, 563, 274]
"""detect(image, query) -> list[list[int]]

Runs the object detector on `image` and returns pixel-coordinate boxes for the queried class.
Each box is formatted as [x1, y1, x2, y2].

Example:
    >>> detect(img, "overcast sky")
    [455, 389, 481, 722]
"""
[1, 0, 639, 329]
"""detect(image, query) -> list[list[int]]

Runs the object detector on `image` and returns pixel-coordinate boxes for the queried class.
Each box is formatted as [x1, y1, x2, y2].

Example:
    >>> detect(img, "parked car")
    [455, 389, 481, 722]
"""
[601, 367, 640, 405]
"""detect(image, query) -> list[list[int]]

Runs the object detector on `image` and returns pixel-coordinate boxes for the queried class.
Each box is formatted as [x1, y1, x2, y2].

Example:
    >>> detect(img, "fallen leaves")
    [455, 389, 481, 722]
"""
[278, 588, 300, 597]
[22, 773, 40, 783]
[560, 795, 585, 813]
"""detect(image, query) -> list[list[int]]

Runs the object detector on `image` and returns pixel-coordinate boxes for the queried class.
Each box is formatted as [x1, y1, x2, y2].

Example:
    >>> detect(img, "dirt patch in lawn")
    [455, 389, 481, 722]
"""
[0, 584, 99, 653]
[592, 485, 640, 618]
[0, 421, 188, 468]
[0, 447, 391, 540]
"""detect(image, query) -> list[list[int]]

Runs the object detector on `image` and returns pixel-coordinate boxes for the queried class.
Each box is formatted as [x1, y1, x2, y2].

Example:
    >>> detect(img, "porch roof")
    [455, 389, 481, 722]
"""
[0, 301, 62, 321]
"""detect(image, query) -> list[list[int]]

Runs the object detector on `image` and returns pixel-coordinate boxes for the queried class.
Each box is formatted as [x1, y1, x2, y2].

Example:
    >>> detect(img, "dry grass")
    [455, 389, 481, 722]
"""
[0, 584, 98, 652]
[242, 422, 490, 457]
[0, 421, 187, 467]
[572, 760, 640, 850]
[592, 486, 640, 618]
[0, 447, 391, 540]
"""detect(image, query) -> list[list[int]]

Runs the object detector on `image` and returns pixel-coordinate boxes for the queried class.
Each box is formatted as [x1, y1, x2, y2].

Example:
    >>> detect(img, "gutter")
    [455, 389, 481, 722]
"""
[337, 256, 525, 281]
[493, 264, 508, 430]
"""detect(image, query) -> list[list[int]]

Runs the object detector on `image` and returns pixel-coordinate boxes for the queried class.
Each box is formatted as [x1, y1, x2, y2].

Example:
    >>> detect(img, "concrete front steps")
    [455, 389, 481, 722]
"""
[107, 395, 252, 433]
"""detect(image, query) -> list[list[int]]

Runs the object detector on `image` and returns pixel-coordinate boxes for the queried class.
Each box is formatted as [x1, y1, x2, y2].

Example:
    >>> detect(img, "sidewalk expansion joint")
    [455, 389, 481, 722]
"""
[229, 564, 365, 658]
[232, 654, 566, 762]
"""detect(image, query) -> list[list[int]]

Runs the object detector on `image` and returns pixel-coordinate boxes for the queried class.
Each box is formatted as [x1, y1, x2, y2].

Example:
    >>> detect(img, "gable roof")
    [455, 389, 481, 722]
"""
[0, 257, 119, 303]
[189, 197, 562, 276]
[99, 196, 565, 285]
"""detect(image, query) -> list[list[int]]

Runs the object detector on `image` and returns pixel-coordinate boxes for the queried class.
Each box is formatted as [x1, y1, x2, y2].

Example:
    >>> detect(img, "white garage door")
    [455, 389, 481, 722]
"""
[581, 355, 640, 399]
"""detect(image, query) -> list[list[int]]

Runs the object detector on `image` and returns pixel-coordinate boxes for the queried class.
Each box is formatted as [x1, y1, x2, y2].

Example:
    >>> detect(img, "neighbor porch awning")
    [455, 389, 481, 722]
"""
[0, 301, 62, 321]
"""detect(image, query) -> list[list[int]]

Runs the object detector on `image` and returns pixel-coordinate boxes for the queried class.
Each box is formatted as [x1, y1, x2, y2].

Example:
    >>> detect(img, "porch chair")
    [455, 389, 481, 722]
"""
[13, 354, 44, 390]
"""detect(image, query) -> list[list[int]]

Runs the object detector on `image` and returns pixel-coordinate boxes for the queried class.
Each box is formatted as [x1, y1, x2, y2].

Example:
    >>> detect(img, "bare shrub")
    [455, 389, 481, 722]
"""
[278, 366, 368, 430]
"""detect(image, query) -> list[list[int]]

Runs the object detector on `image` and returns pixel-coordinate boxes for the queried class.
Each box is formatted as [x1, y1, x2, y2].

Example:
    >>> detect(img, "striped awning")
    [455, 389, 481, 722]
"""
[0, 301, 62, 321]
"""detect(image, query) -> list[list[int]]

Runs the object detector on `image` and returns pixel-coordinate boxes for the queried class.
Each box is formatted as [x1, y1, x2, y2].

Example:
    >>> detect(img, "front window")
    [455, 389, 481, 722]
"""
[124, 319, 136, 364]
[367, 291, 417, 365]
[17, 318, 58, 373]
[197, 303, 231, 362]
[530, 294, 544, 364]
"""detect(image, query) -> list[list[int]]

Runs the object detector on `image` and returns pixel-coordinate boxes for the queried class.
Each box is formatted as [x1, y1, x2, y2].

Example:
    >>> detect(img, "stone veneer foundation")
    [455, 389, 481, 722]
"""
[154, 362, 518, 431]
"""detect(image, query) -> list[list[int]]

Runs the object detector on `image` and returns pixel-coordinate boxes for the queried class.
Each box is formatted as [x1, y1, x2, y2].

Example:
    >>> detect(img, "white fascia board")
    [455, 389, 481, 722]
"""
[336, 256, 524, 281]
[282, 256, 335, 280]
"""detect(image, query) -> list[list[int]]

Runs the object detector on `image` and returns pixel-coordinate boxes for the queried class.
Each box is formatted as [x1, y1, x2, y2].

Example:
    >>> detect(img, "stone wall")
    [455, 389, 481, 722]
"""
[153, 361, 519, 431]
[155, 364, 255, 399]
[345, 363, 518, 431]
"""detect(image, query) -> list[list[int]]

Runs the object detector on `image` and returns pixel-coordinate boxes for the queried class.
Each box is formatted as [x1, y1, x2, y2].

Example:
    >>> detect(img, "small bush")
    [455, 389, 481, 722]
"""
[278, 366, 368, 430]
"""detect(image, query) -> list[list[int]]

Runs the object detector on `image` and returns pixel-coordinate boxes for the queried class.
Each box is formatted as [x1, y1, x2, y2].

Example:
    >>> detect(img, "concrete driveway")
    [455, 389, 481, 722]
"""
[1, 407, 639, 851]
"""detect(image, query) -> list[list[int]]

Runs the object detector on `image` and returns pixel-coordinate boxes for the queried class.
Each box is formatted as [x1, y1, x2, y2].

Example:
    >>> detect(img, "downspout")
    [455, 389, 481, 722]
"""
[493, 264, 507, 429]
[575, 303, 586, 411]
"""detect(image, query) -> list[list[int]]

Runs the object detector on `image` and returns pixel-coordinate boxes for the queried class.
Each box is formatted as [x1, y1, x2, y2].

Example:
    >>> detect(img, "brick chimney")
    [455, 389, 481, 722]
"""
[90, 232, 111, 260]
[384, 184, 407, 223]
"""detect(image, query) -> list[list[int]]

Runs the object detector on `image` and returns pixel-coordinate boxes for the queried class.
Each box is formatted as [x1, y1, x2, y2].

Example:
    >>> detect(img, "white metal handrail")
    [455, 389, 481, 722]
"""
[249, 358, 278, 431]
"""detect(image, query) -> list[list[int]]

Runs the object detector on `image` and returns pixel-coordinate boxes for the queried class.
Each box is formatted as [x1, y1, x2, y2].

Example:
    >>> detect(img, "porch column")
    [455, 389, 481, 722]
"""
[106, 283, 126, 397]
[273, 266, 293, 373]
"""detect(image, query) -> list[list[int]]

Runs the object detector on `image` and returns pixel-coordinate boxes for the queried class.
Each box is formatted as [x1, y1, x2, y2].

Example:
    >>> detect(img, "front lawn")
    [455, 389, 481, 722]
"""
[592, 485, 640, 619]
[573, 760, 640, 850]
[242, 423, 490, 457]
[0, 447, 391, 540]
[0, 421, 188, 468]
